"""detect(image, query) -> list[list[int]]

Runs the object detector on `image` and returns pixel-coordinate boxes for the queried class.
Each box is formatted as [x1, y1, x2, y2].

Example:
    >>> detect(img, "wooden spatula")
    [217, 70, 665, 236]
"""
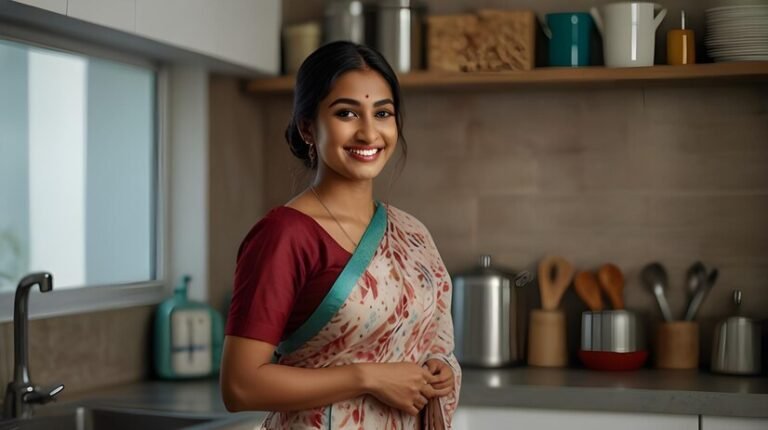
[597, 263, 625, 310]
[538, 255, 575, 311]
[574, 271, 604, 311]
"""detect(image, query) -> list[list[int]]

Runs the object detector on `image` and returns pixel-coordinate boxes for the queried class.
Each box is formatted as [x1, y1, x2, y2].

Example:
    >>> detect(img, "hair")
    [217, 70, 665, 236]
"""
[285, 41, 407, 171]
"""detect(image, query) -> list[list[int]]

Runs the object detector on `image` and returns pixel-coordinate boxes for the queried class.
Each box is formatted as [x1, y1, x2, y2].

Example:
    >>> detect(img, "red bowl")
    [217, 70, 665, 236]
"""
[578, 350, 649, 371]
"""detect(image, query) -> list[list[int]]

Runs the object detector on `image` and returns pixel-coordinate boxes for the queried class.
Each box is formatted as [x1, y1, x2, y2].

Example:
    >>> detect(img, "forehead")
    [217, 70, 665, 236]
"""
[324, 69, 393, 102]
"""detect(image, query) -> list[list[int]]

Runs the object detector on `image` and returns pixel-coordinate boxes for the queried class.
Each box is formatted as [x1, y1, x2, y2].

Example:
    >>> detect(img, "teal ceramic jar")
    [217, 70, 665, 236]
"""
[546, 12, 594, 67]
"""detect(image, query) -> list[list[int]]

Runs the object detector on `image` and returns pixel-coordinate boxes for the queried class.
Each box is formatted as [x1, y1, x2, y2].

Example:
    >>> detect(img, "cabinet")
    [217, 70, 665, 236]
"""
[10, 0, 280, 74]
[12, 0, 66, 14]
[67, 0, 134, 33]
[453, 407, 698, 430]
[134, 0, 279, 73]
[701, 416, 768, 430]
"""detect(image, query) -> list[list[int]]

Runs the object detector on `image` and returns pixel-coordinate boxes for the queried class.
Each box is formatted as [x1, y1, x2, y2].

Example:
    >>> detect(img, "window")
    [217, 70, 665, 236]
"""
[0, 35, 166, 318]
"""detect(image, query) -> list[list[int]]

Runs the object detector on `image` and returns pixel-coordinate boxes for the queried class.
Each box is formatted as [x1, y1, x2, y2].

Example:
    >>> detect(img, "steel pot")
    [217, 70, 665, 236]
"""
[451, 255, 530, 367]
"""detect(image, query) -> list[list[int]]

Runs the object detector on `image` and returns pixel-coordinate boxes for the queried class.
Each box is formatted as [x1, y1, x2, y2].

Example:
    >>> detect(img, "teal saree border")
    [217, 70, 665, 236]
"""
[278, 201, 387, 355]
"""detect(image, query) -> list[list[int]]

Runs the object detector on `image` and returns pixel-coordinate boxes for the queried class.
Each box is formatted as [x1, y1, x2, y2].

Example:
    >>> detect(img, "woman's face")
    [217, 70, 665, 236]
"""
[308, 68, 398, 182]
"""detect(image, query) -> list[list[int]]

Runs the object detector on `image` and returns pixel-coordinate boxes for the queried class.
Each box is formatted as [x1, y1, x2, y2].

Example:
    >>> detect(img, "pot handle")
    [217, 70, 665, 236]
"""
[590, 7, 604, 35]
[514, 270, 533, 288]
[654, 8, 668, 29]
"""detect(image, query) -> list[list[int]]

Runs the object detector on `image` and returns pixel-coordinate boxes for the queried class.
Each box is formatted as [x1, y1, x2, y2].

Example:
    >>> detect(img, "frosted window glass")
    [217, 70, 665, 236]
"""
[0, 38, 156, 292]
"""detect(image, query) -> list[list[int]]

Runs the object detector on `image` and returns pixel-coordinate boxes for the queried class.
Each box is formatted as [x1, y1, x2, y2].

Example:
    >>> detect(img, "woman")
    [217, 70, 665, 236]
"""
[221, 41, 461, 429]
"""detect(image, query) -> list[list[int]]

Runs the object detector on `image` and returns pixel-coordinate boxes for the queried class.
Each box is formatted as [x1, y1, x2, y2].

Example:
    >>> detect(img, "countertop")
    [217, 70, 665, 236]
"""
[55, 368, 768, 420]
[460, 368, 768, 418]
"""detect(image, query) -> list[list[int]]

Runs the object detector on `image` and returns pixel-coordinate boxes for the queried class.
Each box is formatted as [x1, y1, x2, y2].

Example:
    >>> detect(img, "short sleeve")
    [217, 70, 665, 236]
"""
[225, 212, 314, 345]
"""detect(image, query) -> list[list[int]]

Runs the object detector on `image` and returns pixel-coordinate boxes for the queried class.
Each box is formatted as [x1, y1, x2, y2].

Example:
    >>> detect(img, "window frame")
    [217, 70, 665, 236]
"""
[0, 26, 170, 322]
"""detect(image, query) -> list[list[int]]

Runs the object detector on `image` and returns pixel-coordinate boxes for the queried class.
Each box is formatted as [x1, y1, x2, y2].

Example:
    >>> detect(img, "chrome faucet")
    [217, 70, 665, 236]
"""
[3, 272, 64, 419]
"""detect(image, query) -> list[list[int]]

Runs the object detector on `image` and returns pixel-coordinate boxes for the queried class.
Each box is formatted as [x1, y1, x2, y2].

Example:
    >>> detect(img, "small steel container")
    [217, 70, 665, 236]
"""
[711, 291, 762, 375]
[581, 310, 644, 353]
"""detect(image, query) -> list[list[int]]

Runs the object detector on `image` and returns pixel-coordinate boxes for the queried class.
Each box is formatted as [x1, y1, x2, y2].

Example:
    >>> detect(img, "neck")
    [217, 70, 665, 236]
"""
[311, 173, 376, 222]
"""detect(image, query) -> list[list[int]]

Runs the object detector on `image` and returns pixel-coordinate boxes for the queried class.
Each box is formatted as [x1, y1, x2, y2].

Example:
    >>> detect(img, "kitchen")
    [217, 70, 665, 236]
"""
[1, 0, 767, 429]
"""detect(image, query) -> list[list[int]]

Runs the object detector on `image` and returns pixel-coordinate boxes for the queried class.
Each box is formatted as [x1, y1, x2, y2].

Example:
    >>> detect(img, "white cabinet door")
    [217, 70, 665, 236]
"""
[67, 0, 135, 33]
[453, 407, 698, 430]
[135, 0, 279, 73]
[702, 415, 768, 430]
[12, 0, 67, 14]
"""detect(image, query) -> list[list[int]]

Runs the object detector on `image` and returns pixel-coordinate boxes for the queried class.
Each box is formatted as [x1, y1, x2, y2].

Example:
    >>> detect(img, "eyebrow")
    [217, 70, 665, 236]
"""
[328, 98, 395, 108]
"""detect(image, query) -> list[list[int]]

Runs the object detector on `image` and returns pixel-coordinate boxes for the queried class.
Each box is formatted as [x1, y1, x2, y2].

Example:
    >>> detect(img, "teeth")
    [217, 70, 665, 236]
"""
[347, 148, 379, 156]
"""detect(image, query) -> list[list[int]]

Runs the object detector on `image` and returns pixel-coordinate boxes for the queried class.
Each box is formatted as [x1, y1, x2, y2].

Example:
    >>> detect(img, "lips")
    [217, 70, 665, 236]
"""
[344, 147, 383, 162]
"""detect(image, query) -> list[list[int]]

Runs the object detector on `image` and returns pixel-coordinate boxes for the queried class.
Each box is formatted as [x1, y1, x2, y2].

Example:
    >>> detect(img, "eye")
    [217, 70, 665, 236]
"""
[375, 110, 394, 119]
[335, 110, 357, 119]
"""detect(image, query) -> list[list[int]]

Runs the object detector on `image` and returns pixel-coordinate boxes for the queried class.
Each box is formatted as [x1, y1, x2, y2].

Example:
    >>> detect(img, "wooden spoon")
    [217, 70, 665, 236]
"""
[597, 263, 625, 310]
[538, 255, 575, 311]
[574, 271, 604, 311]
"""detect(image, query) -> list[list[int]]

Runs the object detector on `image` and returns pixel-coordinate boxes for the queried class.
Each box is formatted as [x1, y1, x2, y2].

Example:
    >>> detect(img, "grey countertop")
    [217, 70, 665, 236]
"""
[56, 368, 768, 421]
[460, 368, 768, 418]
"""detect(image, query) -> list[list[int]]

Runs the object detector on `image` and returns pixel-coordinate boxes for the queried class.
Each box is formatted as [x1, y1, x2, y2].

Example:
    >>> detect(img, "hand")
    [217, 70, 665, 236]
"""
[424, 359, 454, 396]
[359, 362, 440, 416]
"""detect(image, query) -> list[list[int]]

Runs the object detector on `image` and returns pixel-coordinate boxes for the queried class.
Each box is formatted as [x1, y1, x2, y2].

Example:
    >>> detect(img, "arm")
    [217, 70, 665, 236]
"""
[220, 336, 447, 415]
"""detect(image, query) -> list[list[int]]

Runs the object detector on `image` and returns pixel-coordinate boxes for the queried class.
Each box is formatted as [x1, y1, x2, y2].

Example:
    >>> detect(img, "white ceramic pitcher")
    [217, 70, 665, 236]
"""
[590, 2, 667, 67]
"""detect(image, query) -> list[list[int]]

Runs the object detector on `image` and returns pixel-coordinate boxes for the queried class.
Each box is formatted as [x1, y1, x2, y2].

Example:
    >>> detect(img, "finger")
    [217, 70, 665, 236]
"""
[432, 367, 452, 383]
[420, 383, 437, 398]
[422, 369, 440, 384]
[408, 405, 420, 416]
[432, 379, 453, 391]
[431, 385, 453, 397]
[424, 360, 439, 374]
[414, 395, 428, 410]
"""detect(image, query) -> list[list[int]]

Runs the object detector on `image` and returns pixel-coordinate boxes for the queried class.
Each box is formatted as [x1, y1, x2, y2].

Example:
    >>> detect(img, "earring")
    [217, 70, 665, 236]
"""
[308, 143, 316, 167]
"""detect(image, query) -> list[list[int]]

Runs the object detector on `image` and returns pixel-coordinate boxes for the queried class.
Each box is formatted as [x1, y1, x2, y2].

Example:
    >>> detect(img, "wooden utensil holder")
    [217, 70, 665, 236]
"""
[528, 309, 567, 367]
[655, 321, 699, 369]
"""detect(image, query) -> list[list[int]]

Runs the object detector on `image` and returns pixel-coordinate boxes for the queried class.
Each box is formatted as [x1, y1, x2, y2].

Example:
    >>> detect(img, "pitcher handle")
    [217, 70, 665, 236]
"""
[590, 7, 604, 35]
[538, 14, 552, 39]
[654, 8, 667, 29]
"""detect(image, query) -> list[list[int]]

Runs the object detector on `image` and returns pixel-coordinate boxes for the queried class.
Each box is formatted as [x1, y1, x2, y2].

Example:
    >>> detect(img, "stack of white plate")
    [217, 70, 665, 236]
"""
[705, 2, 768, 61]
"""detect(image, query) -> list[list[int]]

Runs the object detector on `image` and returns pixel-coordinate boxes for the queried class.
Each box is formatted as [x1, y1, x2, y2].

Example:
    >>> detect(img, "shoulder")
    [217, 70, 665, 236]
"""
[238, 206, 319, 256]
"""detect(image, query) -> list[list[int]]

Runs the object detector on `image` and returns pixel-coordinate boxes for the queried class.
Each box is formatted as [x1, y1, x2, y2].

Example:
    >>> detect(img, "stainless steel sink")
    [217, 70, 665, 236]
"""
[0, 406, 215, 430]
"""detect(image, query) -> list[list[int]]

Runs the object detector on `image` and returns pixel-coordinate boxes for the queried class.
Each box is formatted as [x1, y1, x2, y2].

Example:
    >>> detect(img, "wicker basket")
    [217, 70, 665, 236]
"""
[427, 10, 536, 72]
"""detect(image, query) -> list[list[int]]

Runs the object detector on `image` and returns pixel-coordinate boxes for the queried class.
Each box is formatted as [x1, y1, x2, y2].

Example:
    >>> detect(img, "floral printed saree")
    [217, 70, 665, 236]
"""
[259, 202, 461, 429]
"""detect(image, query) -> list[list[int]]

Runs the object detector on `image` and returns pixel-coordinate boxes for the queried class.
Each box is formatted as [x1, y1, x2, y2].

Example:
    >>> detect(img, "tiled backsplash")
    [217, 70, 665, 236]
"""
[241, 83, 768, 365]
[0, 306, 153, 401]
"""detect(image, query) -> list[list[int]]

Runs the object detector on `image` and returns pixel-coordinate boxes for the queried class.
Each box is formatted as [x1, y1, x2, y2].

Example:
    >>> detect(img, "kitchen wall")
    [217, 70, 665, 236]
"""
[242, 83, 768, 366]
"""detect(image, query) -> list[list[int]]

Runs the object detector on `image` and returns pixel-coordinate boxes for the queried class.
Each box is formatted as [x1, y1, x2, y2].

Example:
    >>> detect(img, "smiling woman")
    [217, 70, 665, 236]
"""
[220, 42, 461, 429]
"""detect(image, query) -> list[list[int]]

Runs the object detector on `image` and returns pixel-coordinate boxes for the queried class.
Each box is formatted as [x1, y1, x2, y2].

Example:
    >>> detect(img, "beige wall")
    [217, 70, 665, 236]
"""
[233, 82, 768, 365]
[208, 76, 267, 315]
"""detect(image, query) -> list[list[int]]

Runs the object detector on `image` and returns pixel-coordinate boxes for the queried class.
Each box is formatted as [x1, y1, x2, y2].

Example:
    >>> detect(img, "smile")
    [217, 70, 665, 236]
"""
[345, 147, 382, 162]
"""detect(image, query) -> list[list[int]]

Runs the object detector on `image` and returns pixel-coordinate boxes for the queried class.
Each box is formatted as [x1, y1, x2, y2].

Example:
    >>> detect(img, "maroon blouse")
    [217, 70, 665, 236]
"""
[225, 206, 352, 345]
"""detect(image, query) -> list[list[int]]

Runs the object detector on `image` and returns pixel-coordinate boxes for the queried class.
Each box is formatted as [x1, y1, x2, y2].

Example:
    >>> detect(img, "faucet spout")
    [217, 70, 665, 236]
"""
[3, 272, 63, 419]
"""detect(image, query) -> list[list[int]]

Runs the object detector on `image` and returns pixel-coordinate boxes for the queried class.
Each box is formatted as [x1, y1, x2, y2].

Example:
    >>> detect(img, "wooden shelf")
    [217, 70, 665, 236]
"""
[246, 62, 768, 95]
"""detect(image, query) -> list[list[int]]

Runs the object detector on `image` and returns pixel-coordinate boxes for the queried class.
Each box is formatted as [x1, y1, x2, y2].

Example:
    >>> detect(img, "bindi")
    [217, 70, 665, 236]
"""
[365, 94, 369, 98]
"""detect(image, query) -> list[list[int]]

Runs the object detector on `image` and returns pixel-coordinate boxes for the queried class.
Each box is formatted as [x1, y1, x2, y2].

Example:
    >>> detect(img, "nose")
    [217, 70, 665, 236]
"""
[354, 117, 379, 145]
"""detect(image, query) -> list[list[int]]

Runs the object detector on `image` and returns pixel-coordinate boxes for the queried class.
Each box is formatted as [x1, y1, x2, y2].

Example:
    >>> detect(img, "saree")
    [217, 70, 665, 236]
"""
[259, 202, 461, 429]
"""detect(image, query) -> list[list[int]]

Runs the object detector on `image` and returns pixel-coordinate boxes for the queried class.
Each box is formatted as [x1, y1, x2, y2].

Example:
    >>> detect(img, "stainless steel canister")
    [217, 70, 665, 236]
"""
[711, 291, 762, 375]
[324, 0, 367, 44]
[581, 310, 644, 353]
[451, 255, 530, 367]
[376, 0, 424, 72]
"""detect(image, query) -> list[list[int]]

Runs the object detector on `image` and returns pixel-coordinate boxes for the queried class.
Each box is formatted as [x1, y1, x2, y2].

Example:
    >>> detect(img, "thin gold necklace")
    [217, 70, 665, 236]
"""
[310, 186, 359, 249]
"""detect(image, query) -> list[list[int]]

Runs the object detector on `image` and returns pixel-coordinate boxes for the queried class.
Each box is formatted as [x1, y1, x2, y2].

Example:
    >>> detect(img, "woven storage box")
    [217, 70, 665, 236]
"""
[427, 10, 536, 72]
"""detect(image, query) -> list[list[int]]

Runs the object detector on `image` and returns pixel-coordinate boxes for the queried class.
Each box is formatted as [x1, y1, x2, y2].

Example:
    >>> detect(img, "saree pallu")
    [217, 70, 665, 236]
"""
[259, 203, 461, 430]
